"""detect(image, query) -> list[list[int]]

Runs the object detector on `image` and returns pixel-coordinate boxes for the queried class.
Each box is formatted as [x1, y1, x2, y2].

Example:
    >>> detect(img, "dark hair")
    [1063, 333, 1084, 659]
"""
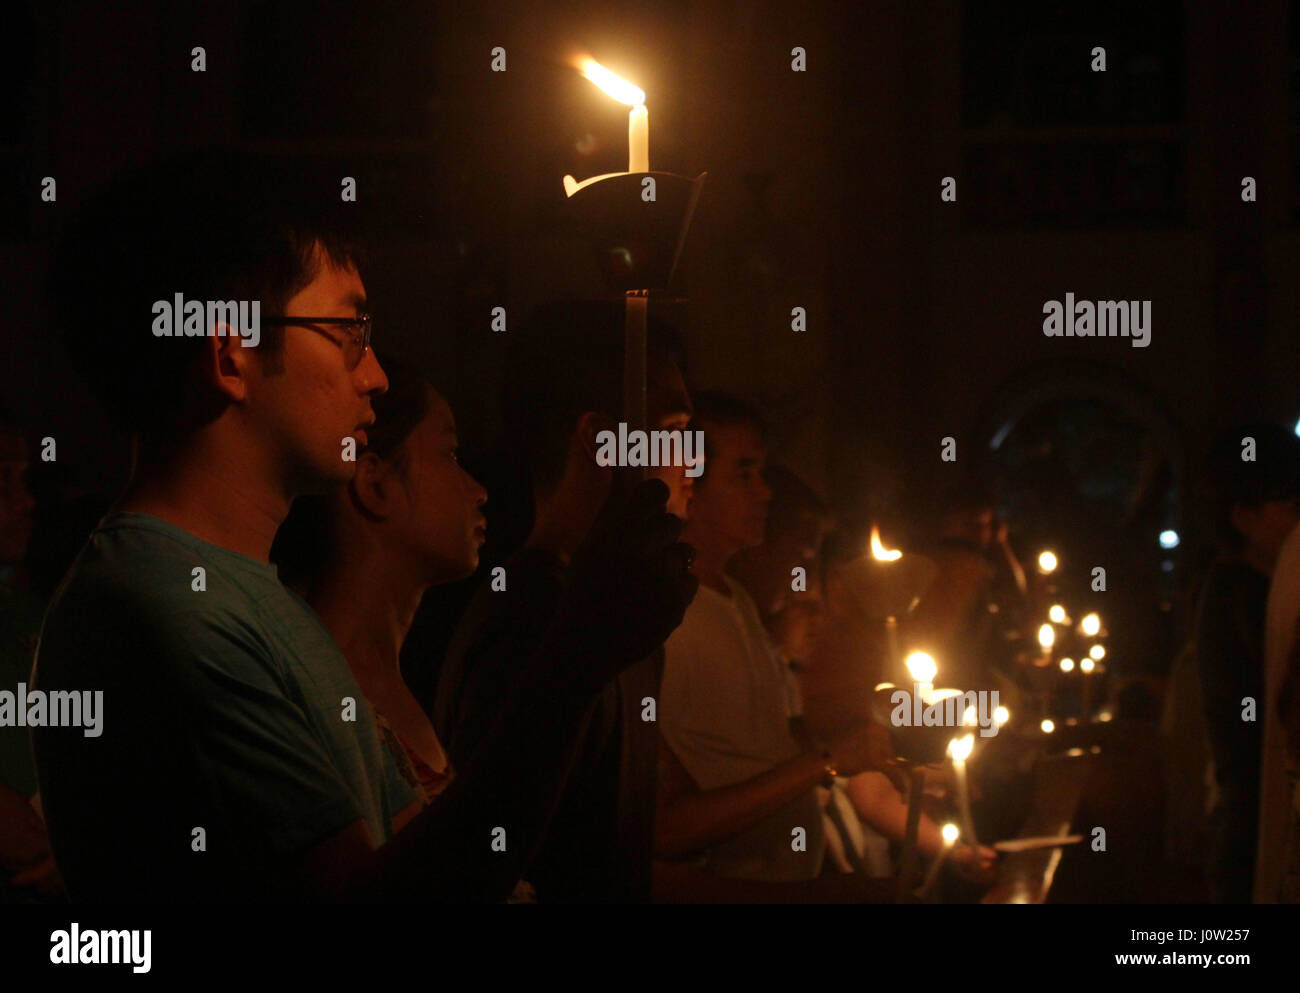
[48, 148, 366, 443]
[1207, 422, 1300, 549]
[501, 300, 683, 496]
[271, 355, 433, 585]
[689, 391, 766, 486]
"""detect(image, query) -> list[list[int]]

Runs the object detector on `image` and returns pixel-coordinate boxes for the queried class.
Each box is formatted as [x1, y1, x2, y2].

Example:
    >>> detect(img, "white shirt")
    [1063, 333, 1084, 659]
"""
[661, 575, 828, 881]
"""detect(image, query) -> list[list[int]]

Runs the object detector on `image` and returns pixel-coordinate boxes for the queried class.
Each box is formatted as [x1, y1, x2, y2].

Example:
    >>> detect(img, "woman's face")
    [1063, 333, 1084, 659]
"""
[388, 389, 488, 584]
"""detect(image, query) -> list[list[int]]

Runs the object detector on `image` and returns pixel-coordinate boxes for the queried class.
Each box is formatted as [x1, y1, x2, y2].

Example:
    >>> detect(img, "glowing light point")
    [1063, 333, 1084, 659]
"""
[905, 651, 937, 686]
[1038, 624, 1056, 651]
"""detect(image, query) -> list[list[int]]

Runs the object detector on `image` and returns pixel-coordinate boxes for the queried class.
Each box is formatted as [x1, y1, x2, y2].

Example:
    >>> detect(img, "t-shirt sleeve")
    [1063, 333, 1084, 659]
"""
[158, 607, 368, 855]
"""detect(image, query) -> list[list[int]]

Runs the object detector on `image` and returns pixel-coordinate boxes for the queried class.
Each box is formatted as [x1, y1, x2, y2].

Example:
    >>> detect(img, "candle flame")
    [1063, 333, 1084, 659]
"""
[1080, 612, 1101, 637]
[1059, 657, 1075, 672]
[1080, 658, 1095, 673]
[1048, 604, 1067, 624]
[1041, 719, 1056, 733]
[905, 651, 937, 684]
[1089, 644, 1106, 661]
[1037, 550, 1058, 573]
[578, 59, 645, 106]
[962, 705, 977, 727]
[948, 734, 974, 762]
[994, 706, 1010, 725]
[1037, 623, 1056, 651]
[941, 823, 960, 844]
[870, 525, 902, 561]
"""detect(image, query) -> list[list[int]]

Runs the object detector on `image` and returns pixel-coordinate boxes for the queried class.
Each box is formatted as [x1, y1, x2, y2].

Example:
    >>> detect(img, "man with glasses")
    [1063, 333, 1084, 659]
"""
[32, 152, 695, 902]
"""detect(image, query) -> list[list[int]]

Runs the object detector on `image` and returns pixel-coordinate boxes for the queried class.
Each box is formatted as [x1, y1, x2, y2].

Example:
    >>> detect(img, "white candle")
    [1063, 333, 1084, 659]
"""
[948, 734, 978, 845]
[629, 104, 649, 172]
[918, 823, 960, 898]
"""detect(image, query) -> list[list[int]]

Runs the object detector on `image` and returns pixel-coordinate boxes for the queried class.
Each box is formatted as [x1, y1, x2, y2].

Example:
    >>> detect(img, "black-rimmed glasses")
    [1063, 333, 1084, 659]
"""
[261, 315, 373, 370]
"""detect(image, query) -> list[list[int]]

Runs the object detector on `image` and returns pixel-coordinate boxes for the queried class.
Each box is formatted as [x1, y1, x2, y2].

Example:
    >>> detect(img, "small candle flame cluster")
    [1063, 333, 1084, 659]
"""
[1033, 549, 1108, 728]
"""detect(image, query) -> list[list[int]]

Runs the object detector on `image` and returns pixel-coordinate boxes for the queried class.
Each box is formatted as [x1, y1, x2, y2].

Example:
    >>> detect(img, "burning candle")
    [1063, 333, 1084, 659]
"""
[1048, 604, 1067, 624]
[1037, 550, 1058, 574]
[948, 733, 978, 845]
[871, 526, 905, 674]
[579, 60, 648, 173]
[905, 650, 937, 698]
[1080, 657, 1096, 718]
[918, 822, 960, 899]
[1037, 623, 1056, 656]
[1080, 612, 1101, 637]
[870, 525, 903, 562]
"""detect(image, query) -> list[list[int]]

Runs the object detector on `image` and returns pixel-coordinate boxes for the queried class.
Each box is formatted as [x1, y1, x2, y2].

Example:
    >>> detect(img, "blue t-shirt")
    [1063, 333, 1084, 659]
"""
[32, 512, 415, 901]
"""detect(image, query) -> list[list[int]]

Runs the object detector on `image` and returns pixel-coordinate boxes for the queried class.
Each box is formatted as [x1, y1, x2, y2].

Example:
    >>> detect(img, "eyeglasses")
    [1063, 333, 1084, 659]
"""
[261, 314, 373, 370]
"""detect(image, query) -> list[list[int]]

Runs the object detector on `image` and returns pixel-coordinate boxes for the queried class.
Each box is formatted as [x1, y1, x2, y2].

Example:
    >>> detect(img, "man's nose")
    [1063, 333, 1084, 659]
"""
[357, 348, 389, 395]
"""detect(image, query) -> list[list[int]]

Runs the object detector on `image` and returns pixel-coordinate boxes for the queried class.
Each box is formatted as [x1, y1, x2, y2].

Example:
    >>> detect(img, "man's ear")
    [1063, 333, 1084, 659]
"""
[349, 452, 393, 521]
[575, 410, 617, 462]
[207, 325, 255, 403]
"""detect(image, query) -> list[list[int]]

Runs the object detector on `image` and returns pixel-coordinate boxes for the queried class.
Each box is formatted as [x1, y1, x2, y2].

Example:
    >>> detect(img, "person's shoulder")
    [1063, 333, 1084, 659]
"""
[37, 516, 279, 682]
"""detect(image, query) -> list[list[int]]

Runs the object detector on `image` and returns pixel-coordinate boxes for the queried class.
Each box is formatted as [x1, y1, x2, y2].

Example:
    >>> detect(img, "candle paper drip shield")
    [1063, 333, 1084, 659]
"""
[869, 684, 964, 765]
[561, 171, 707, 293]
[838, 551, 937, 623]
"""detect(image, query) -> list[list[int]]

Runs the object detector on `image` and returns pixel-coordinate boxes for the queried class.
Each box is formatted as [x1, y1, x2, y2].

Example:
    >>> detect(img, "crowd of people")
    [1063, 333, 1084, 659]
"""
[1, 150, 1298, 904]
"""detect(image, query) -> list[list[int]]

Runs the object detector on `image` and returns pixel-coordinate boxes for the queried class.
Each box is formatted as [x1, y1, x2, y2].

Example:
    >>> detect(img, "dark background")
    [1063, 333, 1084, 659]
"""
[4, 0, 1299, 690]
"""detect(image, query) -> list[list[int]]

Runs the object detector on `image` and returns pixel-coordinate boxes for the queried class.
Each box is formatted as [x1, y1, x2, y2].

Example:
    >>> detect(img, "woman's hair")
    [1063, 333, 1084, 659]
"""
[270, 354, 433, 585]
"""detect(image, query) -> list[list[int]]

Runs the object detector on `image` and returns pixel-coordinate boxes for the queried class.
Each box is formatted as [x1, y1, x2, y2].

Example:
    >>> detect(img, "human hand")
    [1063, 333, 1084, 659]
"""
[950, 842, 998, 885]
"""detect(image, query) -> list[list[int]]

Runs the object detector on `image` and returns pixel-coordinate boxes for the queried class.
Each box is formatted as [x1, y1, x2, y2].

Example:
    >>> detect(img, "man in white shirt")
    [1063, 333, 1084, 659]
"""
[656, 393, 892, 889]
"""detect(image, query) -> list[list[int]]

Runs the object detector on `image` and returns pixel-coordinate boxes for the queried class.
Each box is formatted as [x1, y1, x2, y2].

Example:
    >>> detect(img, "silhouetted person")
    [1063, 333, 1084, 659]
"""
[1195, 423, 1300, 902]
[434, 302, 695, 903]
[0, 402, 61, 901]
